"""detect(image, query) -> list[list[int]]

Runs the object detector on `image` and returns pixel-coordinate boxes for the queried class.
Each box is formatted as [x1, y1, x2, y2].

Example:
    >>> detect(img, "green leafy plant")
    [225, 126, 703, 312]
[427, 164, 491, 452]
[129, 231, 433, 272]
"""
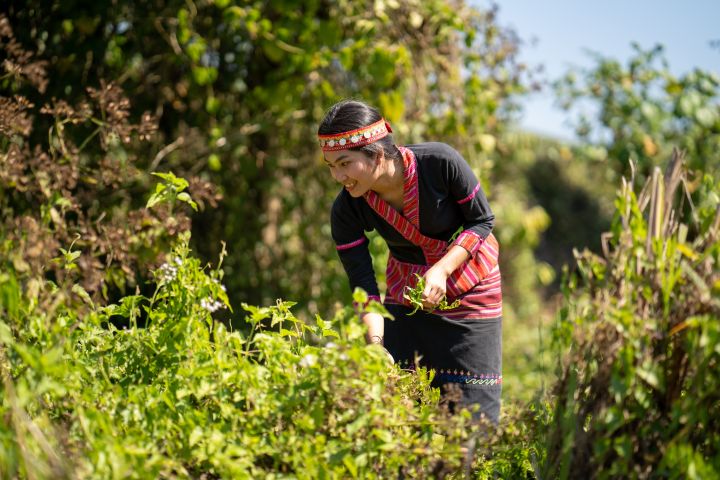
[555, 44, 720, 180]
[543, 150, 720, 479]
[0, 230, 493, 478]
[0, 16, 206, 302]
[146, 172, 198, 212]
[403, 273, 462, 315]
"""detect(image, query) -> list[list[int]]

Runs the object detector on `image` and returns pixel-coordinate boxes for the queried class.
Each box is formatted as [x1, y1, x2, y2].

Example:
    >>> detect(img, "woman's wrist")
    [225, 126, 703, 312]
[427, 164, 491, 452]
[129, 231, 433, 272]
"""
[435, 245, 471, 276]
[366, 334, 384, 345]
[361, 312, 385, 345]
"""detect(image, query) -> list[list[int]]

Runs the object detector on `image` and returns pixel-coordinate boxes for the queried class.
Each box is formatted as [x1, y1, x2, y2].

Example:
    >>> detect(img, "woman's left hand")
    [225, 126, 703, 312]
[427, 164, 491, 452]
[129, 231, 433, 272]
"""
[421, 265, 449, 310]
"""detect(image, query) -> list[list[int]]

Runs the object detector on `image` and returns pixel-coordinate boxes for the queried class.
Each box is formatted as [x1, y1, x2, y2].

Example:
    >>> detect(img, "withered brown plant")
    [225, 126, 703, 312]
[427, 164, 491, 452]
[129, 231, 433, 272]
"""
[0, 14, 213, 305]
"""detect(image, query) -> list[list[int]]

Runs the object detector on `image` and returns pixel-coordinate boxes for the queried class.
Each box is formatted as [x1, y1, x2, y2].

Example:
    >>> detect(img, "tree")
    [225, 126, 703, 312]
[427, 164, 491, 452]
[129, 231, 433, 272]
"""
[556, 44, 720, 180]
[2, 1, 529, 315]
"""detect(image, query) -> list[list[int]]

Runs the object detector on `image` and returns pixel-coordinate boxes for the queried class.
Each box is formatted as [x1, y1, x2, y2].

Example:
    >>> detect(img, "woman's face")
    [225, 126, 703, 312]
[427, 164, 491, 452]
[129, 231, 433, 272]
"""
[323, 149, 381, 197]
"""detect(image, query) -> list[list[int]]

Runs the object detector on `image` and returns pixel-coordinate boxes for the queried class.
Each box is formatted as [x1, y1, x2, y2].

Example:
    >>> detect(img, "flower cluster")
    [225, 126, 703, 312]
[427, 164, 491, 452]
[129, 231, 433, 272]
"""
[156, 256, 182, 283]
[200, 297, 226, 313]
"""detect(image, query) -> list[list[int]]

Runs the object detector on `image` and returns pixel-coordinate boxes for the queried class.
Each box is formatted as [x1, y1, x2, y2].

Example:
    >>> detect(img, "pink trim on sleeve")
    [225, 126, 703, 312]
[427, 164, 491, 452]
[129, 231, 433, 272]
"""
[457, 184, 481, 205]
[336, 236, 367, 251]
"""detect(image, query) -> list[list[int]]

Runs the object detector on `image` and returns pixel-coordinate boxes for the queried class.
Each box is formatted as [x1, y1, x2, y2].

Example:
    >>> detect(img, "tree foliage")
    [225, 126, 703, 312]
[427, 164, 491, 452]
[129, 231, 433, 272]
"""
[556, 44, 720, 180]
[0, 15, 199, 302]
[2, 1, 529, 316]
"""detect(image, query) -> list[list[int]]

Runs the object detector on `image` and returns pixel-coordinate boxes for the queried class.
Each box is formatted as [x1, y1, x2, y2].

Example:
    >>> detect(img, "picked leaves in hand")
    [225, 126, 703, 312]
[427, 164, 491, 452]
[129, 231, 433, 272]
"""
[403, 273, 461, 315]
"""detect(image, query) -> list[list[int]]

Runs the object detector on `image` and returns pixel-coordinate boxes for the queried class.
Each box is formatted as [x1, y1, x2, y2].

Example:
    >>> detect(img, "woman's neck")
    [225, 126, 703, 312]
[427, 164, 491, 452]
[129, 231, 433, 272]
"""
[373, 154, 405, 213]
[372, 155, 405, 206]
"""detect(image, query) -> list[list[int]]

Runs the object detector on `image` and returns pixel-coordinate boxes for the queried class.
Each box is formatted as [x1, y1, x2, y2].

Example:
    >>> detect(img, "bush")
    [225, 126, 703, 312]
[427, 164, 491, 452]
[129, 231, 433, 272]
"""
[556, 45, 720, 181]
[0, 231, 495, 478]
[543, 150, 720, 479]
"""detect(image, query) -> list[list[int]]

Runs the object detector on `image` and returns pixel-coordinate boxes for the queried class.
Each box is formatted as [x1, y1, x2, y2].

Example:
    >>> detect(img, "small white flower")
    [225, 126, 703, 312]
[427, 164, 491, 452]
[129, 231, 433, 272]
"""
[157, 262, 178, 282]
[325, 342, 338, 349]
[200, 297, 226, 313]
[299, 354, 317, 368]
[212, 278, 227, 291]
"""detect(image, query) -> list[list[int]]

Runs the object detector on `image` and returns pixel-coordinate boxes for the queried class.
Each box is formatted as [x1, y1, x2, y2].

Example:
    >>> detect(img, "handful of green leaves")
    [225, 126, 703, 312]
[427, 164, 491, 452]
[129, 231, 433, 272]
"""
[403, 273, 461, 315]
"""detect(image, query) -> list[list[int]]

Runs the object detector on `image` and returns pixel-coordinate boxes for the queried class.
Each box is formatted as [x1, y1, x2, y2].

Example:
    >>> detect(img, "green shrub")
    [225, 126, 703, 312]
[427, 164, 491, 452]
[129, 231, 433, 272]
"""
[544, 150, 720, 479]
[0, 17, 201, 302]
[0, 231, 495, 478]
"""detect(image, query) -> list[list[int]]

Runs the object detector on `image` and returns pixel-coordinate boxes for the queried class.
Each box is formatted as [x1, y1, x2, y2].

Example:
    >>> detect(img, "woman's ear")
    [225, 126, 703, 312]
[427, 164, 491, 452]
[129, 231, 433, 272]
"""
[375, 148, 385, 165]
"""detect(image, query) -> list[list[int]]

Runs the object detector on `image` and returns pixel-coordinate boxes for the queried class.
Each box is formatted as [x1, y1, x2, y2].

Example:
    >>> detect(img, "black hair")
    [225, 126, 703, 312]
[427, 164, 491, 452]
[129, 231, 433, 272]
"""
[318, 99, 401, 162]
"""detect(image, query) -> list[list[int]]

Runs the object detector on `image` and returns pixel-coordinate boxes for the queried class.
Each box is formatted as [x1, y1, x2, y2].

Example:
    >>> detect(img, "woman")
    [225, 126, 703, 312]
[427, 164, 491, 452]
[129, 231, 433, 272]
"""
[319, 99, 502, 423]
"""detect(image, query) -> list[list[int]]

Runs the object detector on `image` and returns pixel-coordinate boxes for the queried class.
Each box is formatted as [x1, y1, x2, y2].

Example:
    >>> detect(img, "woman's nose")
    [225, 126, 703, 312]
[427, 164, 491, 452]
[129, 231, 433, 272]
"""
[332, 169, 346, 183]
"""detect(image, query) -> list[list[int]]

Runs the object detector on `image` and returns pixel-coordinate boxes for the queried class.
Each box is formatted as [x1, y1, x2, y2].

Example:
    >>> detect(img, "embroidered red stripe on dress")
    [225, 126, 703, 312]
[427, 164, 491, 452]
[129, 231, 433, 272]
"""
[384, 256, 503, 320]
[361, 145, 503, 320]
[365, 191, 444, 253]
[400, 147, 421, 228]
[454, 231, 483, 256]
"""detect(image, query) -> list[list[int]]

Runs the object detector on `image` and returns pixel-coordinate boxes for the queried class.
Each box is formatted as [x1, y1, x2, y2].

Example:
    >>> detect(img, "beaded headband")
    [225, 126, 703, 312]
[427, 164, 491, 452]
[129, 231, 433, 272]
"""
[318, 118, 393, 152]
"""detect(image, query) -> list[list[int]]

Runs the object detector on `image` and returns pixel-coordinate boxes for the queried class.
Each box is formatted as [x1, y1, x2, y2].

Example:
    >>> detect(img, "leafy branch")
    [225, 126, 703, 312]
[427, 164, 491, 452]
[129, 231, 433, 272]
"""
[403, 273, 461, 315]
[146, 171, 198, 212]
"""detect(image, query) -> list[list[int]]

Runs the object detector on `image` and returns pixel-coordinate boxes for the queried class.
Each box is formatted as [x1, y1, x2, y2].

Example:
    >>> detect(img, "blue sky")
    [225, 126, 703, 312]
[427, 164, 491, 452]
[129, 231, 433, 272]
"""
[480, 1, 720, 140]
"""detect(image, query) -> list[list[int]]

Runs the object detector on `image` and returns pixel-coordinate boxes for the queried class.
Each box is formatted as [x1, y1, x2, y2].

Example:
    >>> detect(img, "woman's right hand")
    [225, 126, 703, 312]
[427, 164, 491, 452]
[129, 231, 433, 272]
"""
[421, 264, 449, 309]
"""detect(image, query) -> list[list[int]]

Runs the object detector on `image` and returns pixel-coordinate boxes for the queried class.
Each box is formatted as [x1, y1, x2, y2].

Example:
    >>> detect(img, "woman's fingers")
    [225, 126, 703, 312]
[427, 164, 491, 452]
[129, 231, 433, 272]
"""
[421, 286, 445, 308]
[421, 287, 435, 307]
[421, 267, 449, 309]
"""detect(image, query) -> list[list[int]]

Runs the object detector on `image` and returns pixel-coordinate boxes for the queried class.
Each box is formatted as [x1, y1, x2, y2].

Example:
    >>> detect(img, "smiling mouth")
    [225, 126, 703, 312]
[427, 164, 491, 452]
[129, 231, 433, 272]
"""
[344, 181, 357, 191]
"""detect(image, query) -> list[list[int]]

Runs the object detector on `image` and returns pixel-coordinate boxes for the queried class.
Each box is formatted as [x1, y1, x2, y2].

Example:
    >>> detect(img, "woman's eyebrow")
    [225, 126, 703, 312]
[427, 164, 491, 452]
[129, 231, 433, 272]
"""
[324, 154, 348, 166]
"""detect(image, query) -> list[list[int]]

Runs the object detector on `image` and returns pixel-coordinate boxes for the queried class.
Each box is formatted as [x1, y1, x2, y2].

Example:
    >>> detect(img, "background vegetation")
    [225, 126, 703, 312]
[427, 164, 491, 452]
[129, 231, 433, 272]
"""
[1, 1, 718, 478]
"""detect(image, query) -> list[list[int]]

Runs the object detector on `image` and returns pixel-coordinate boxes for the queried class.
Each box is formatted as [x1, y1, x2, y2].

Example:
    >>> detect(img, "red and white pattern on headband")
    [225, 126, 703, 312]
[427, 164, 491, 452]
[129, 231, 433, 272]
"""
[318, 118, 392, 152]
